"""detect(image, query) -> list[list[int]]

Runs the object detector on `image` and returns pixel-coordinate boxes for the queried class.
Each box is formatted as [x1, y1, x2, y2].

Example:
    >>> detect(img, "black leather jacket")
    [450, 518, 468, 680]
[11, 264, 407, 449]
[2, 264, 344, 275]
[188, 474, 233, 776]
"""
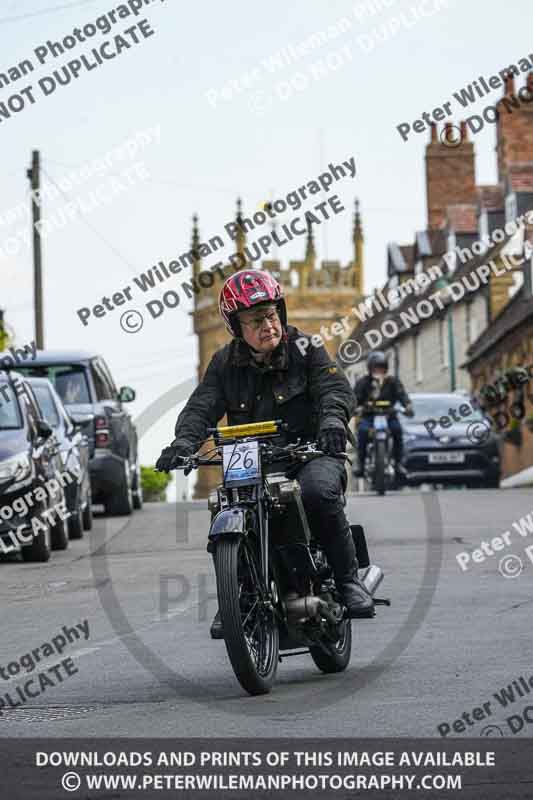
[174, 325, 356, 449]
[354, 374, 410, 416]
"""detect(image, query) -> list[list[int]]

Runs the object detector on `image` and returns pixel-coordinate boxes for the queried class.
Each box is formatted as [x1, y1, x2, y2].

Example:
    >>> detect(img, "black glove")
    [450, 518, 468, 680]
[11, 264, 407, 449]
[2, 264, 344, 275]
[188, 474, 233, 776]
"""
[318, 427, 347, 456]
[155, 439, 194, 472]
[404, 404, 415, 418]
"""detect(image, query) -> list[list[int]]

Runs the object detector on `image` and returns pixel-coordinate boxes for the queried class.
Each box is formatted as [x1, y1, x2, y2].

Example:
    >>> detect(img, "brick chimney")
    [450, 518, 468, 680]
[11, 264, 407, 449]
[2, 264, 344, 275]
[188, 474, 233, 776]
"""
[496, 71, 533, 186]
[425, 122, 476, 229]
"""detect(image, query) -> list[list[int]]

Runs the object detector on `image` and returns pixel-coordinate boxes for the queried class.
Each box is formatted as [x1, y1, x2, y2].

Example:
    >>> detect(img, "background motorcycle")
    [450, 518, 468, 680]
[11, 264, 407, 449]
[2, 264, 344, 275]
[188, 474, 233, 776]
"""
[359, 400, 397, 496]
[175, 419, 387, 696]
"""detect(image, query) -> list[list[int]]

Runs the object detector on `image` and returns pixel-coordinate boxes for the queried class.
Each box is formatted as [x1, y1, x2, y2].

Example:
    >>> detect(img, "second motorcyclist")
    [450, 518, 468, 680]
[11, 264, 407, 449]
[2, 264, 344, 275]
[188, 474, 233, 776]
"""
[354, 351, 414, 481]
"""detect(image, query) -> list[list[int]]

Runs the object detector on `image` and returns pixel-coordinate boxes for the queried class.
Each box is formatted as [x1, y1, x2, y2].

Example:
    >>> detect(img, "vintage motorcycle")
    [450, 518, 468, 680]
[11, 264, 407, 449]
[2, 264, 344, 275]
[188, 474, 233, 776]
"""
[176, 419, 388, 696]
[359, 400, 397, 496]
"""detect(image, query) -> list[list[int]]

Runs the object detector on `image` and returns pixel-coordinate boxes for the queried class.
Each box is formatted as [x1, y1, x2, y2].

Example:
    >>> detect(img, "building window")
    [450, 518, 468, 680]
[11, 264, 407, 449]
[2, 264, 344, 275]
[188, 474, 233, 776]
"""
[414, 336, 423, 383]
[439, 317, 449, 367]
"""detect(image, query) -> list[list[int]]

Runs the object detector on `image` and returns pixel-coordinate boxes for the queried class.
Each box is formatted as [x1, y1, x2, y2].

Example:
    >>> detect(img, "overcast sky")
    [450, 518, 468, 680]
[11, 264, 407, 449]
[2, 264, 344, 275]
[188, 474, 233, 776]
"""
[1, 0, 532, 496]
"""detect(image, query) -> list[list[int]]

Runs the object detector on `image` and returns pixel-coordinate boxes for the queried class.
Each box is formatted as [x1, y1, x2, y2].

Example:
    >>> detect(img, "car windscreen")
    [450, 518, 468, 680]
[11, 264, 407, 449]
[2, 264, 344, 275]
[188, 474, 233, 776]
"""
[30, 383, 60, 427]
[0, 383, 22, 429]
[16, 365, 91, 405]
[408, 396, 484, 422]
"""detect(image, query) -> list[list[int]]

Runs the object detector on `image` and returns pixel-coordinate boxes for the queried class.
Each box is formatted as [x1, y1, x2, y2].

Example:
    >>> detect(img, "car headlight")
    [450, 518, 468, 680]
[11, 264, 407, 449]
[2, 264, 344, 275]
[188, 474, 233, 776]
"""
[403, 434, 419, 443]
[0, 453, 33, 488]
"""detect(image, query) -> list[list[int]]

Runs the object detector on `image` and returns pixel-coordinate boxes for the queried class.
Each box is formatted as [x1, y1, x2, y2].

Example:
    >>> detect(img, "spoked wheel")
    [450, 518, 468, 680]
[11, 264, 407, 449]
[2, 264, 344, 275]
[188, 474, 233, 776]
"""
[215, 535, 279, 696]
[310, 619, 352, 673]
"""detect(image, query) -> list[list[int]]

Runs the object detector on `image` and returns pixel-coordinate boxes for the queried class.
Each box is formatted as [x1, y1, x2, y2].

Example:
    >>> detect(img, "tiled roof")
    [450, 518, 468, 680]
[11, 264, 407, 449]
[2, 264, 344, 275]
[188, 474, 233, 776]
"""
[339, 235, 515, 368]
[425, 229, 447, 255]
[399, 245, 415, 271]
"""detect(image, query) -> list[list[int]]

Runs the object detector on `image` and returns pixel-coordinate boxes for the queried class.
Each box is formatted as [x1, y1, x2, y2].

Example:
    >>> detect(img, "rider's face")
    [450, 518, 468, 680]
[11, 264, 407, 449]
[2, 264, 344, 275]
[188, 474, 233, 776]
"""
[372, 367, 387, 380]
[238, 303, 283, 353]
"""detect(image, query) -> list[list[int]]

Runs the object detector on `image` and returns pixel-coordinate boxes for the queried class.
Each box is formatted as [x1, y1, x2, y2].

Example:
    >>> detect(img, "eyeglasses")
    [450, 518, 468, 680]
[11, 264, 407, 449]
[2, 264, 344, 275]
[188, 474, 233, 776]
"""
[239, 309, 279, 330]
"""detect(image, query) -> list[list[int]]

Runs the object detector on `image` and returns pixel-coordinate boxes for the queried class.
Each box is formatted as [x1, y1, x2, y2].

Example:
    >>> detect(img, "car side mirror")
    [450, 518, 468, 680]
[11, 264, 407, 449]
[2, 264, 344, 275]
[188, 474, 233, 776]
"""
[70, 411, 94, 430]
[118, 386, 136, 403]
[36, 418, 53, 440]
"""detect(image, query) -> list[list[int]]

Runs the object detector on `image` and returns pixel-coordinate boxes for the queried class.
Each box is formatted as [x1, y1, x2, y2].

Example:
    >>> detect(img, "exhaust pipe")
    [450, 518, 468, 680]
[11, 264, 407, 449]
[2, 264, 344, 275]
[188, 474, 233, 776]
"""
[284, 593, 341, 625]
[360, 565, 384, 596]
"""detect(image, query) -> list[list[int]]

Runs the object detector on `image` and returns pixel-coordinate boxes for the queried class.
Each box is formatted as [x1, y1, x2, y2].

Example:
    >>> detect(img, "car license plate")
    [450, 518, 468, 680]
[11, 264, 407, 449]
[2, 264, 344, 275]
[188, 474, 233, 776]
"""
[222, 440, 260, 485]
[428, 452, 465, 464]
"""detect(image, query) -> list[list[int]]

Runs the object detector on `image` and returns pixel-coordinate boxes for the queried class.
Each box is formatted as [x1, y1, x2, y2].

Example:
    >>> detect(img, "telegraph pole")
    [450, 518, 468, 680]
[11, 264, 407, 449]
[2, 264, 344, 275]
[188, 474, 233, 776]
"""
[27, 150, 44, 349]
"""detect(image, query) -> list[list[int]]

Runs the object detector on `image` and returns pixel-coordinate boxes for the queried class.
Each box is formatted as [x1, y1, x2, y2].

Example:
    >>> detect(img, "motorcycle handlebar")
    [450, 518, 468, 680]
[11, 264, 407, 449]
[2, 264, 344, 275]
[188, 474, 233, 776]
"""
[164, 443, 352, 473]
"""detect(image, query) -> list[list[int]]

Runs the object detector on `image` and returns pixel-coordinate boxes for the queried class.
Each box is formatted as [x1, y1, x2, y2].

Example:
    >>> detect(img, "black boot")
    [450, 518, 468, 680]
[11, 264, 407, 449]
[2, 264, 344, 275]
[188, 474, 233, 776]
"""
[321, 522, 374, 619]
[210, 609, 224, 639]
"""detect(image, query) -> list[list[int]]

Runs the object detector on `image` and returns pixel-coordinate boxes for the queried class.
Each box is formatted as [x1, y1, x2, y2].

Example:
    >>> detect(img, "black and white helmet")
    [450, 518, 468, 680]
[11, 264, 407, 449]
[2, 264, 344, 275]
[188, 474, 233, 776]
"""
[367, 350, 389, 372]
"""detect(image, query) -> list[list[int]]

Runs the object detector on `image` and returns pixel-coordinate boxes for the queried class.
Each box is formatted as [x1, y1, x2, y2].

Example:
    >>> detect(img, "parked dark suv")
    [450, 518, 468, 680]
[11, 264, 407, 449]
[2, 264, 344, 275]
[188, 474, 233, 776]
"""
[0, 370, 69, 561]
[16, 351, 142, 515]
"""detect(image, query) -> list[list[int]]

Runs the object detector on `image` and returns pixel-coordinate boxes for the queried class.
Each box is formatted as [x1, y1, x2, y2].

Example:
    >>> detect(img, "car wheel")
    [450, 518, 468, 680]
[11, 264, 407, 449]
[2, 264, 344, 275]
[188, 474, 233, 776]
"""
[82, 495, 93, 530]
[22, 525, 51, 562]
[68, 504, 84, 540]
[51, 512, 69, 550]
[105, 460, 133, 516]
[132, 466, 143, 511]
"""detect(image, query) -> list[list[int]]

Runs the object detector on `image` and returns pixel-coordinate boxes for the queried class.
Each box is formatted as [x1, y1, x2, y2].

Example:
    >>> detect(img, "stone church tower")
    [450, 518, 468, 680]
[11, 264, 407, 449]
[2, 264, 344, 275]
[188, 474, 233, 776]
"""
[190, 199, 364, 498]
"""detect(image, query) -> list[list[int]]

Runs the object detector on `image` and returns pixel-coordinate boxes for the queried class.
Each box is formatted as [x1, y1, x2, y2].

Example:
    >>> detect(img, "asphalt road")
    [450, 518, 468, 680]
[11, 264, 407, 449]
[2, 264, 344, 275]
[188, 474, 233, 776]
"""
[1, 488, 532, 738]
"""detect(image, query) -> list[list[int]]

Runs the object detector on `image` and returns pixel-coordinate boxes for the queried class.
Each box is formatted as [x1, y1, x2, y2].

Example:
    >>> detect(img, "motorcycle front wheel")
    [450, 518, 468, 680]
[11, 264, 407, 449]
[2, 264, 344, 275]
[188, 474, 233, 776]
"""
[215, 535, 279, 696]
[374, 439, 386, 496]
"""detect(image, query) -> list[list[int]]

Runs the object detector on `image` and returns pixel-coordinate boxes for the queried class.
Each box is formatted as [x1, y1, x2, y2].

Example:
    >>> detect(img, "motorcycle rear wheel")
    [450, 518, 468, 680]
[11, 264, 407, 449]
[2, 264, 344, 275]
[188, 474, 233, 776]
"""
[215, 536, 279, 696]
[309, 619, 352, 673]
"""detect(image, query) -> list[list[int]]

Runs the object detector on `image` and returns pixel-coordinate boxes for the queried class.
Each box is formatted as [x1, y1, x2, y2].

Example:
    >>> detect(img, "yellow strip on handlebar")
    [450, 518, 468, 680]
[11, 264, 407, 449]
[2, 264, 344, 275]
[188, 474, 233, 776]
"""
[217, 420, 279, 438]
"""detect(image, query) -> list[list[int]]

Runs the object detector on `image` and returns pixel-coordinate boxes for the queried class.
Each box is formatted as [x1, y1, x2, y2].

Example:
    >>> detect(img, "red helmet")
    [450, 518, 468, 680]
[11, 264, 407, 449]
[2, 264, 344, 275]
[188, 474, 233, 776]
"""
[219, 269, 287, 336]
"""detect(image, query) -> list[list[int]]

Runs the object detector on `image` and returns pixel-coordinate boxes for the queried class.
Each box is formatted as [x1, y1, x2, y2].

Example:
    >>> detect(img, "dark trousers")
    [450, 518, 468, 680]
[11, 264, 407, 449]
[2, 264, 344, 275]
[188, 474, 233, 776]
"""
[358, 415, 403, 466]
[285, 456, 355, 579]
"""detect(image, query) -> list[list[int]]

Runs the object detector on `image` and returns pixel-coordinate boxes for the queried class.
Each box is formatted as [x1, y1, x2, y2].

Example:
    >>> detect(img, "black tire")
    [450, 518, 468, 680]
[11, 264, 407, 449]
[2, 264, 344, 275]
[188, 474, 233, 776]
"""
[132, 468, 143, 510]
[68, 504, 84, 540]
[51, 514, 69, 550]
[105, 461, 133, 516]
[309, 619, 352, 673]
[374, 440, 386, 496]
[22, 527, 51, 562]
[82, 496, 93, 530]
[215, 536, 279, 696]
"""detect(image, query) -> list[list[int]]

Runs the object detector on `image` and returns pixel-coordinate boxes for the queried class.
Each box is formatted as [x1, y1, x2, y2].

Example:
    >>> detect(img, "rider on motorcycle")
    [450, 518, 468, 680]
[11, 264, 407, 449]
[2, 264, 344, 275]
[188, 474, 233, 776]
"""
[354, 351, 414, 480]
[156, 269, 374, 637]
